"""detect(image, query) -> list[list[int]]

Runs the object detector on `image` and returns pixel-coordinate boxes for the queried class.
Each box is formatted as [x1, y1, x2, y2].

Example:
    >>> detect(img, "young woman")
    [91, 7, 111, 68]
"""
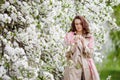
[64, 15, 100, 80]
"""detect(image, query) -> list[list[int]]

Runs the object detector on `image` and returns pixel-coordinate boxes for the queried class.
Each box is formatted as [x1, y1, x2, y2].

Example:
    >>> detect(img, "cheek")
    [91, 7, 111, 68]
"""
[79, 25, 82, 28]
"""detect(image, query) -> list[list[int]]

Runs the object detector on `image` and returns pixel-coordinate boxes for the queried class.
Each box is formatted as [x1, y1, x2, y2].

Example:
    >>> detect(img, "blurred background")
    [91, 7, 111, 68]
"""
[98, 4, 120, 80]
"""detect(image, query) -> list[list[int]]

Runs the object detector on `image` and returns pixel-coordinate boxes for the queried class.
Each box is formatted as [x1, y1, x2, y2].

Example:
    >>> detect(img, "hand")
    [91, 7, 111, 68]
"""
[74, 35, 86, 47]
[74, 35, 80, 44]
[70, 43, 77, 53]
[79, 36, 86, 47]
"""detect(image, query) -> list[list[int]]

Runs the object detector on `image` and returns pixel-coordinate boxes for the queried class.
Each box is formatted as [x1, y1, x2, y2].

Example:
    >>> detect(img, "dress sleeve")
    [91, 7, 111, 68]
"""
[64, 32, 75, 46]
[64, 33, 70, 45]
[88, 35, 94, 49]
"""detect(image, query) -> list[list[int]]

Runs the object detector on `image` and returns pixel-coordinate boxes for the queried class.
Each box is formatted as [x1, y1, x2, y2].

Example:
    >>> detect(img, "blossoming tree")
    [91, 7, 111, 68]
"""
[0, 0, 120, 80]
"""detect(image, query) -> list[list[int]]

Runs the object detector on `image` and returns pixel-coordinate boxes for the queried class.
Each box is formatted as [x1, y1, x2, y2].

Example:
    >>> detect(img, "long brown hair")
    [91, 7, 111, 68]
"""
[69, 15, 90, 35]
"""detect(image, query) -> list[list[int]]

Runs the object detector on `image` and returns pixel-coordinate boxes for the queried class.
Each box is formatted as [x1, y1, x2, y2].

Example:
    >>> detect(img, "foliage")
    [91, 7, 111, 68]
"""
[98, 3, 120, 80]
[113, 4, 120, 26]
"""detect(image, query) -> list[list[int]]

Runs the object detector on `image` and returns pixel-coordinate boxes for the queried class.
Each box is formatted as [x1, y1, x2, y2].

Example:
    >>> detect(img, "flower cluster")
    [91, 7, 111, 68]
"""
[0, 0, 120, 80]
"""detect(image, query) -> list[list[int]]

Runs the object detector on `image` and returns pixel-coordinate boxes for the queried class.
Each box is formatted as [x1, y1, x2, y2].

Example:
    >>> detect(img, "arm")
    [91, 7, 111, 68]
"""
[64, 32, 76, 59]
[80, 35, 95, 58]
[64, 32, 74, 46]
[88, 35, 94, 53]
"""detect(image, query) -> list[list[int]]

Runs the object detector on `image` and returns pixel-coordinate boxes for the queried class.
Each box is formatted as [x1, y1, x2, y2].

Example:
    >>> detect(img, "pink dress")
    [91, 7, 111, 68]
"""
[64, 31, 100, 80]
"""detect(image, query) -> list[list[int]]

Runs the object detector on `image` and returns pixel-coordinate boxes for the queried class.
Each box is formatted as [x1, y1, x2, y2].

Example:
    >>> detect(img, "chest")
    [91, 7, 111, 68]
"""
[84, 38, 90, 45]
[73, 35, 90, 45]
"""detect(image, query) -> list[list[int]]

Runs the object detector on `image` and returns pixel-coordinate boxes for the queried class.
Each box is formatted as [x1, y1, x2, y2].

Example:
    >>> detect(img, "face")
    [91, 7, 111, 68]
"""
[74, 19, 82, 32]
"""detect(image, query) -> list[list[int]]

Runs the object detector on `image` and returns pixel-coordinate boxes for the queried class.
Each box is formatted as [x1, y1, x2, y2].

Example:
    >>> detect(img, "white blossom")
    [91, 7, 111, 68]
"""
[43, 71, 55, 80]
[0, 14, 3, 21]
[10, 12, 17, 21]
[0, 66, 6, 77]
[0, 0, 120, 79]
[2, 75, 11, 80]
[4, 45, 14, 56]
[1, 2, 10, 9]
[9, 0, 15, 4]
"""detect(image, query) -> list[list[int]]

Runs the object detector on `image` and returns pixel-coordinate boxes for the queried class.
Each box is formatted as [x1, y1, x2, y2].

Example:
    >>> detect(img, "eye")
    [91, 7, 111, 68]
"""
[75, 23, 81, 25]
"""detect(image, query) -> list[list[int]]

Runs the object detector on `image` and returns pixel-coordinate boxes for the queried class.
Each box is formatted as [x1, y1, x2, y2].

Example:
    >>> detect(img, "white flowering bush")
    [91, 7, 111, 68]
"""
[0, 0, 120, 80]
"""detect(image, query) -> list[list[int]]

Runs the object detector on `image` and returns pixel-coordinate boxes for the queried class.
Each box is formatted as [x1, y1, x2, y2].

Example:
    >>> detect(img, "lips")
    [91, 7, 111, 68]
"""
[77, 28, 82, 31]
[77, 28, 81, 30]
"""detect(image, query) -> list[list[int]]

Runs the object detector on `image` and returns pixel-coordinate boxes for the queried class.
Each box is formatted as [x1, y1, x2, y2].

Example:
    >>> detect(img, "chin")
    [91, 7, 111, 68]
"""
[77, 30, 82, 32]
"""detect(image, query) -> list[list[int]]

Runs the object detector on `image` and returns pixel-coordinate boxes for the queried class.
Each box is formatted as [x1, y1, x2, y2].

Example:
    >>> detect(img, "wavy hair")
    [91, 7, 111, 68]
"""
[69, 15, 90, 35]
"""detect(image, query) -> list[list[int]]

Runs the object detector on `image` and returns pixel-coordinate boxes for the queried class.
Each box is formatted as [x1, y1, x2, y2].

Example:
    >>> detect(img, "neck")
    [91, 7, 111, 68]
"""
[76, 31, 82, 35]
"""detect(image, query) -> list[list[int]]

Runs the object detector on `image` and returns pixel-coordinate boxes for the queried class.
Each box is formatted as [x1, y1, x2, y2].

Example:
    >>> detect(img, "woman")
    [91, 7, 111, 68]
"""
[64, 15, 100, 80]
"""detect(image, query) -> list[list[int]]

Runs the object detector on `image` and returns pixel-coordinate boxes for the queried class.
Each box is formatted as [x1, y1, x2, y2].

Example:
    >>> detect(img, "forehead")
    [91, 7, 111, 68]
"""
[74, 19, 81, 23]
